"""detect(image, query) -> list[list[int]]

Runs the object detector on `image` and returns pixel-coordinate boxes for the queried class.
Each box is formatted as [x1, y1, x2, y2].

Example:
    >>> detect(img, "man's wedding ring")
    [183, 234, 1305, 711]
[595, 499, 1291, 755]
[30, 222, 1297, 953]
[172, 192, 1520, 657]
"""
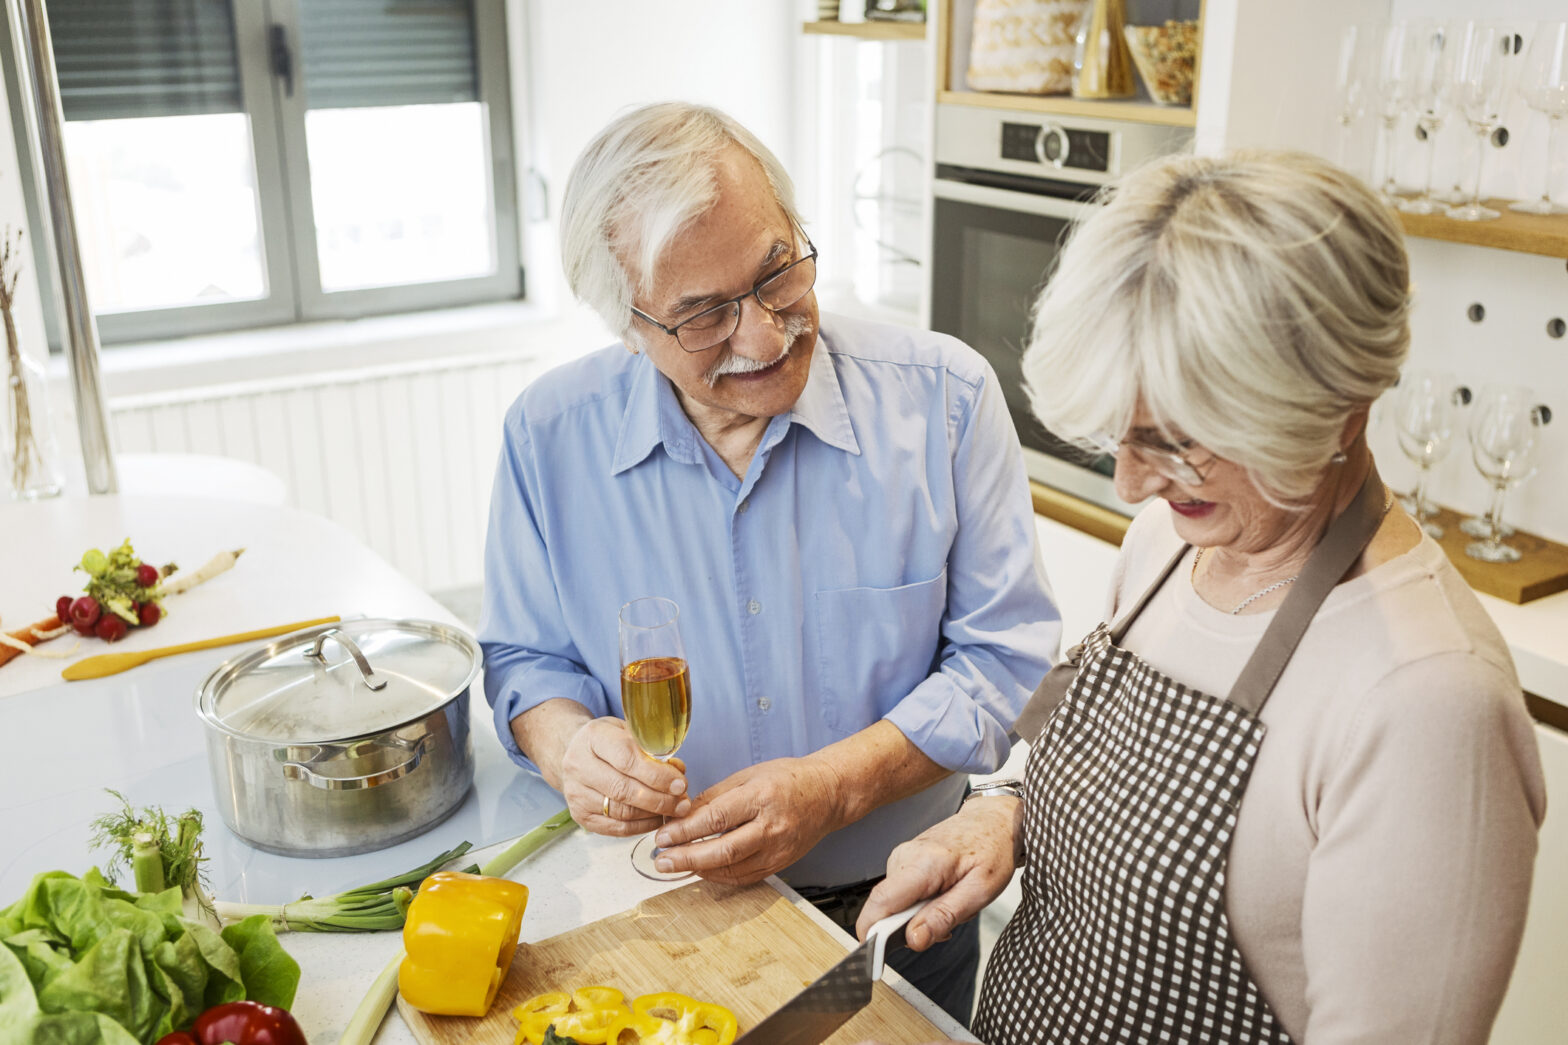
[601, 794, 611, 818]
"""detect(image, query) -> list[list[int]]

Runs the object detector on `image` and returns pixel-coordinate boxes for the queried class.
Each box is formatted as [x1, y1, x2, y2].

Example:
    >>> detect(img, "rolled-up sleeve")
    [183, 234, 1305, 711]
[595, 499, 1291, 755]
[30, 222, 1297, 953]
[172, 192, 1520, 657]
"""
[478, 406, 608, 771]
[884, 364, 1062, 773]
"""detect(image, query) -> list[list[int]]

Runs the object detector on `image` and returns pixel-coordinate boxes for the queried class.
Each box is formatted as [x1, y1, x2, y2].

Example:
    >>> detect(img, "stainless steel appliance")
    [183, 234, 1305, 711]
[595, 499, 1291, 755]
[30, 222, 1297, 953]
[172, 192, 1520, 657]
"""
[929, 104, 1192, 514]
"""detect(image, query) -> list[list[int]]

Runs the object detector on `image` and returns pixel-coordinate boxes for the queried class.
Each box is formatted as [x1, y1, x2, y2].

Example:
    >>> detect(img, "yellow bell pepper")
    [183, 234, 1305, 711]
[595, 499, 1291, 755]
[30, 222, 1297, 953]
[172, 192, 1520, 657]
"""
[398, 870, 530, 1017]
[609, 994, 738, 1045]
[513, 987, 630, 1045]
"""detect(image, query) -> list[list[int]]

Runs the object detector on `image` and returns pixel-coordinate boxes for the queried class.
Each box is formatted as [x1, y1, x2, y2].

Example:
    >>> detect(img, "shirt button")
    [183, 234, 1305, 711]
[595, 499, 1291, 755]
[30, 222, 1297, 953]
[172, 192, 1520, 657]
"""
[747, 599, 761, 615]
[737, 498, 750, 514]
[756, 697, 772, 712]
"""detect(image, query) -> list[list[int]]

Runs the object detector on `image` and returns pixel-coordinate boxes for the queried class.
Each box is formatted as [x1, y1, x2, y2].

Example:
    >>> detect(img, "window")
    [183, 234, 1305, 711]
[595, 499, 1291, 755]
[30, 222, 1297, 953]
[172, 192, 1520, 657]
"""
[9, 0, 519, 344]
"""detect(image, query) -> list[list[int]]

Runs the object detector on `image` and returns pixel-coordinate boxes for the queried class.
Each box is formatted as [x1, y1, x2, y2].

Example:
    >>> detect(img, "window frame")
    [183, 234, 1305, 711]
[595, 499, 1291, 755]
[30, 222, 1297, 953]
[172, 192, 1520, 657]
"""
[2, 0, 521, 347]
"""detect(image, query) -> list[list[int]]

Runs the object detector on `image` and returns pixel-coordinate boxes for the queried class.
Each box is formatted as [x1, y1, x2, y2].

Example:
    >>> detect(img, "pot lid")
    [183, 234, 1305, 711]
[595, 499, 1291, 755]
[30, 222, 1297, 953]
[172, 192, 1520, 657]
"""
[196, 619, 479, 744]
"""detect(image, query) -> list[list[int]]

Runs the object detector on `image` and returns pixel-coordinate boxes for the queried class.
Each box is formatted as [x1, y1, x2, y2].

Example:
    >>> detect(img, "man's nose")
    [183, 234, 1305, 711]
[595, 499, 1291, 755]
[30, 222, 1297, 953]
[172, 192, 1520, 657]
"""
[1113, 449, 1167, 504]
[726, 296, 787, 359]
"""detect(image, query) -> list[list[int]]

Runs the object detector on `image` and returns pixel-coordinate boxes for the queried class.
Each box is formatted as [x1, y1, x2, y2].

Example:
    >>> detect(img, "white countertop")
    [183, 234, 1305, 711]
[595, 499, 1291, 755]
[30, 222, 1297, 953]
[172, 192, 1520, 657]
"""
[0, 494, 965, 1044]
[1033, 515, 1568, 710]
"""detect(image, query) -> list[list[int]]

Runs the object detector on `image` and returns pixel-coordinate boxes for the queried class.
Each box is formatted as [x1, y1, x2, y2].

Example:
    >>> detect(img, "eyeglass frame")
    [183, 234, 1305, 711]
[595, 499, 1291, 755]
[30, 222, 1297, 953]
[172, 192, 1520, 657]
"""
[1087, 431, 1219, 486]
[628, 230, 819, 353]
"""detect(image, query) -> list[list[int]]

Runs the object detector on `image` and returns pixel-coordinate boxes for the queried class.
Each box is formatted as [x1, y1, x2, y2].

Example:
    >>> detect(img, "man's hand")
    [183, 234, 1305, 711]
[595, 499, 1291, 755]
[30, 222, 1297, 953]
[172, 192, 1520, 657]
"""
[854, 797, 1022, 952]
[649, 756, 847, 884]
[556, 717, 691, 836]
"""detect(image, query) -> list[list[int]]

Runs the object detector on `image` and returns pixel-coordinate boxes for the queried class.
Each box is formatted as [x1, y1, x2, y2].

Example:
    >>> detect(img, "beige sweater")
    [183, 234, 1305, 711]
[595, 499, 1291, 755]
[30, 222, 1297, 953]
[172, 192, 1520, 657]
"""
[1105, 504, 1547, 1044]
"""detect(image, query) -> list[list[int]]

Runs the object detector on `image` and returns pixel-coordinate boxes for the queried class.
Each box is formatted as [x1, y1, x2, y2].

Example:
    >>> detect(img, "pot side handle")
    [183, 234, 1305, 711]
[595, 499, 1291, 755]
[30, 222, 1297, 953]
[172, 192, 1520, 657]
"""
[281, 734, 429, 790]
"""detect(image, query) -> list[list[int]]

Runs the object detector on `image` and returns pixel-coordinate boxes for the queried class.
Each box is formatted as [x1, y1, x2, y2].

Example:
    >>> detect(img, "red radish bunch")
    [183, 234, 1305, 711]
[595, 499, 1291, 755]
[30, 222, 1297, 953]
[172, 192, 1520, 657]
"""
[57, 539, 176, 644]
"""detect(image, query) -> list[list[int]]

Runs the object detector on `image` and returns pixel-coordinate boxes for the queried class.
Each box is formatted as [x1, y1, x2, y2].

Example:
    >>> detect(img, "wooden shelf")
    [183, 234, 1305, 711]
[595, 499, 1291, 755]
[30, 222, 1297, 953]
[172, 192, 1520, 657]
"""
[1394, 201, 1568, 260]
[802, 19, 926, 41]
[937, 88, 1196, 128]
[1031, 481, 1131, 547]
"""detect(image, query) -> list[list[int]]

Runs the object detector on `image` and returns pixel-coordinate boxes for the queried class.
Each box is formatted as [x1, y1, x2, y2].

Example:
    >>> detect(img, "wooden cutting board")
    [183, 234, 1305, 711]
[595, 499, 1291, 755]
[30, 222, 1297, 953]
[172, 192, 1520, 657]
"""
[397, 880, 949, 1045]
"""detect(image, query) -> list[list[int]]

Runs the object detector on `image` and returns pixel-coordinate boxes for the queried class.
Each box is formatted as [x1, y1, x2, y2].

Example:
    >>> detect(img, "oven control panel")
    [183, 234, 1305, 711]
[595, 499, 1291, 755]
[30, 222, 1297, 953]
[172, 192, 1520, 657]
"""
[1000, 121, 1110, 173]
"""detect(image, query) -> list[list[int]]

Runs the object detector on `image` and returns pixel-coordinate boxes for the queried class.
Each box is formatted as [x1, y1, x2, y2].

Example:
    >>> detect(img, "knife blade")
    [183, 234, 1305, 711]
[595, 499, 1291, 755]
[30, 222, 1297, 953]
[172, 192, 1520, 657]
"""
[735, 900, 927, 1045]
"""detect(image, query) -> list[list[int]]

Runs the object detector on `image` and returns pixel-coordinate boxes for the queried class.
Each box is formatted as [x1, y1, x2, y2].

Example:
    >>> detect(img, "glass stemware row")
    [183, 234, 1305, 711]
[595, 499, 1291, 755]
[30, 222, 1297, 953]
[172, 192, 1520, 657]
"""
[1339, 19, 1568, 220]
[1393, 372, 1554, 563]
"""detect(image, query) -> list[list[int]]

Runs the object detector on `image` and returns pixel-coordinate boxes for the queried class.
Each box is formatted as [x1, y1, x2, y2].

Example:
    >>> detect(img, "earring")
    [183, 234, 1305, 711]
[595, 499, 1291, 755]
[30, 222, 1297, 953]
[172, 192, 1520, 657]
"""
[1330, 451, 1348, 464]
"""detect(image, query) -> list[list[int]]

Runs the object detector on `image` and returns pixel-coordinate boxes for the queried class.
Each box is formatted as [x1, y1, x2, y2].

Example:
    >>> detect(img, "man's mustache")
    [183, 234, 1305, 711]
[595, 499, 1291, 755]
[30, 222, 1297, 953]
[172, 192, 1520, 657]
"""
[703, 312, 814, 387]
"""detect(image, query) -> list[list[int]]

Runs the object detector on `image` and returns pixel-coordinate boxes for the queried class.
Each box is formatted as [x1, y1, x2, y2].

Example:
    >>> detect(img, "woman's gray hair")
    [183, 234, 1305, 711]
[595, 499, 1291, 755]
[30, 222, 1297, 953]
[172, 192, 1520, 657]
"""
[1023, 149, 1411, 501]
[559, 102, 803, 342]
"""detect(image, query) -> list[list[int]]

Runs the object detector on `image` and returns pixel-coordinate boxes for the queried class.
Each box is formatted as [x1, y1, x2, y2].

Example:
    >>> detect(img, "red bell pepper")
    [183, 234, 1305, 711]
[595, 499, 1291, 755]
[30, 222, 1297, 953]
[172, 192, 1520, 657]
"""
[155, 1001, 308, 1045]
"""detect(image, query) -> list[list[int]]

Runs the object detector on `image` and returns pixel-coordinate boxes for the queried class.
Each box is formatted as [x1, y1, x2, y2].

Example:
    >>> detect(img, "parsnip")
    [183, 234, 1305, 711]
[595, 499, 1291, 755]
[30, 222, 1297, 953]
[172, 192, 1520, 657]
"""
[162, 547, 245, 596]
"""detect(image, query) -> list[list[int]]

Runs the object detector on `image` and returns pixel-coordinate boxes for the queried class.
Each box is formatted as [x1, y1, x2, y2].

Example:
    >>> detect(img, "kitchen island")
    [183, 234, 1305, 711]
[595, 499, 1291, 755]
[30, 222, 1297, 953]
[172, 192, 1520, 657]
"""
[0, 495, 966, 1044]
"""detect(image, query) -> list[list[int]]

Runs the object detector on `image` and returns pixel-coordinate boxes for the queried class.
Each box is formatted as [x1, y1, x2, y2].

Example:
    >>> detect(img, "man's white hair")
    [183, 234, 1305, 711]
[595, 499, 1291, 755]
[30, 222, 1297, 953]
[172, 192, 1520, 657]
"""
[1023, 148, 1412, 501]
[559, 102, 804, 343]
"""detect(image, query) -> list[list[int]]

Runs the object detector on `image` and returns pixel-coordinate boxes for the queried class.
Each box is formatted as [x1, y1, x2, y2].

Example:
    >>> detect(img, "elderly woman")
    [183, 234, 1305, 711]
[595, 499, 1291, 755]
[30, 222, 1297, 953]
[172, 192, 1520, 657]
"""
[856, 150, 1546, 1043]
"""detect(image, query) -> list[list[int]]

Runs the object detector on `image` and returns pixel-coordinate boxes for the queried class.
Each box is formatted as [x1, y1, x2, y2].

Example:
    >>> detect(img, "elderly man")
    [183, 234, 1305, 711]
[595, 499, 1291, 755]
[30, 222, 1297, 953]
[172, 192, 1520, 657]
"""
[479, 102, 1059, 1023]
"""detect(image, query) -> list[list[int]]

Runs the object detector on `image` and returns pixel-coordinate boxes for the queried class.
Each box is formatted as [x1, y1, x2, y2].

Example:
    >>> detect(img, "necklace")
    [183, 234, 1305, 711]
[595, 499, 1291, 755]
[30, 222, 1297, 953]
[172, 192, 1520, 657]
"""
[1192, 486, 1393, 615]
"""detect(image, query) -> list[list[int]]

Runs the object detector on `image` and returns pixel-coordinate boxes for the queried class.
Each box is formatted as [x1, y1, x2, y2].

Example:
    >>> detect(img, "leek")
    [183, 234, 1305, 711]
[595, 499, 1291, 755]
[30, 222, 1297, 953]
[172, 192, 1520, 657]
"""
[337, 808, 579, 1045]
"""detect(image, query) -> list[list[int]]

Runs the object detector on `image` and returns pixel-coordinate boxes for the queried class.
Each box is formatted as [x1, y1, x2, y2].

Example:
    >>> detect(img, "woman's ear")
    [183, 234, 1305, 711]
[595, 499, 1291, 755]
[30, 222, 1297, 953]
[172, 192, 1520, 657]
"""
[1340, 405, 1372, 451]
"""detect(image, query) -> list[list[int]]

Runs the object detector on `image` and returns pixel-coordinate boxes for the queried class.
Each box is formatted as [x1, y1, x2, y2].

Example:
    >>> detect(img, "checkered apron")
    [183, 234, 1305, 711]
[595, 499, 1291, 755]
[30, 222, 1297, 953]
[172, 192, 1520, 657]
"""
[974, 470, 1388, 1045]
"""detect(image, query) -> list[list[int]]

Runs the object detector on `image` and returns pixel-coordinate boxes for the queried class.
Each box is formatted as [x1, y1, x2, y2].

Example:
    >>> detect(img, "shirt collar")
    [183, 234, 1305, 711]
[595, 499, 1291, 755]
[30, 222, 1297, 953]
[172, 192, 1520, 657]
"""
[610, 330, 860, 476]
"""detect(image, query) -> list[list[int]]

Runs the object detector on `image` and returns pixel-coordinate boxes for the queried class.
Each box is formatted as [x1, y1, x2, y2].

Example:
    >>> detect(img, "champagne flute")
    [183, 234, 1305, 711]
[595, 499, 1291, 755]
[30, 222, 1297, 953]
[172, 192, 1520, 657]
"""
[619, 596, 695, 882]
[1448, 23, 1520, 221]
[1510, 21, 1568, 215]
[1401, 22, 1456, 214]
[1372, 22, 1418, 204]
[1466, 386, 1553, 563]
[1393, 370, 1468, 537]
[1334, 25, 1372, 172]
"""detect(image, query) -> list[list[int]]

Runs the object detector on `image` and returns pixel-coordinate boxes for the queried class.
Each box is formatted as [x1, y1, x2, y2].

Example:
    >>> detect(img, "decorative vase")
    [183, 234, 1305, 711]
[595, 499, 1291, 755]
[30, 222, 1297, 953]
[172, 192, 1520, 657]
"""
[3, 309, 64, 502]
[1072, 0, 1136, 99]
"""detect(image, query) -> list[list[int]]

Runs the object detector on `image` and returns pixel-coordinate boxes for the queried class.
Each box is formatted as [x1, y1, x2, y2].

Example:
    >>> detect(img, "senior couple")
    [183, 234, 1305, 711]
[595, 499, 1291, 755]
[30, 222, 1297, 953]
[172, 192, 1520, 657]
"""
[479, 103, 1544, 1043]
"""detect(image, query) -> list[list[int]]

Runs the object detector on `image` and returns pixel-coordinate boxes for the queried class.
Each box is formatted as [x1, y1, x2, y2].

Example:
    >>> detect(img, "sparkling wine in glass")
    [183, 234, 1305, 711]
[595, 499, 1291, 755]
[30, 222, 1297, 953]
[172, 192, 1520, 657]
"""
[1394, 370, 1468, 538]
[1466, 386, 1553, 564]
[1448, 23, 1522, 221]
[1509, 20, 1568, 215]
[619, 596, 695, 882]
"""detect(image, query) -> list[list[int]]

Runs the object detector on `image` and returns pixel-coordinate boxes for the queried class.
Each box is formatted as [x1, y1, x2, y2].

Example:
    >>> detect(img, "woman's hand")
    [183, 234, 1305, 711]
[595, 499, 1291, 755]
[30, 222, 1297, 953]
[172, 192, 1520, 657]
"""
[558, 717, 690, 835]
[855, 796, 1023, 952]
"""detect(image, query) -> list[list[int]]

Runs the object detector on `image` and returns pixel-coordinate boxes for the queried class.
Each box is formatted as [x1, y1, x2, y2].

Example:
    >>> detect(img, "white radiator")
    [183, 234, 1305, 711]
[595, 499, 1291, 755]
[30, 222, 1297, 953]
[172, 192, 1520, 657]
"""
[108, 351, 551, 593]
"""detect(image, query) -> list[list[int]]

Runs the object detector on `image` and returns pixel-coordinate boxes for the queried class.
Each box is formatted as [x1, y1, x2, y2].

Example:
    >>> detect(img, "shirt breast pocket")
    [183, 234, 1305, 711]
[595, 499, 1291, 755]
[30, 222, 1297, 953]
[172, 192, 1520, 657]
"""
[814, 567, 948, 736]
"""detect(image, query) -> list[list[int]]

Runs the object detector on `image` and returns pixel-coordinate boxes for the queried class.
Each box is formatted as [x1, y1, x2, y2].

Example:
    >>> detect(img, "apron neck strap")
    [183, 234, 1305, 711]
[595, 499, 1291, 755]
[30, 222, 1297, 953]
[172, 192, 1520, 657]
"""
[1226, 464, 1387, 714]
[1109, 543, 1190, 646]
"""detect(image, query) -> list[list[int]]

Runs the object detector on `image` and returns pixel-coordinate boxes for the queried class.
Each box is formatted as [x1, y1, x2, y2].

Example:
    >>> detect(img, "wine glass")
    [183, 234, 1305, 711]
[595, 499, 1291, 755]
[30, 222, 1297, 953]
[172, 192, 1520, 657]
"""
[1448, 23, 1521, 221]
[1393, 370, 1469, 537]
[1372, 22, 1418, 204]
[1466, 386, 1553, 563]
[1509, 21, 1568, 215]
[1333, 25, 1372, 171]
[618, 596, 695, 882]
[1400, 22, 1456, 214]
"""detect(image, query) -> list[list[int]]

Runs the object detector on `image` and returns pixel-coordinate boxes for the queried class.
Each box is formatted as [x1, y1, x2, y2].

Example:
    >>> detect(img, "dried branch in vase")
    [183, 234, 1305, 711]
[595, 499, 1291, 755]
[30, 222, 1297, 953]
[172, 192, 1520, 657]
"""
[1, 225, 57, 498]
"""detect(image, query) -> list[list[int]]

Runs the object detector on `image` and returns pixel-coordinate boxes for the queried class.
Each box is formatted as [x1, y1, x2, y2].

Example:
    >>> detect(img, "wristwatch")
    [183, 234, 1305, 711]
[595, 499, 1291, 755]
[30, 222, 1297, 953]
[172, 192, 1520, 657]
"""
[964, 778, 1025, 803]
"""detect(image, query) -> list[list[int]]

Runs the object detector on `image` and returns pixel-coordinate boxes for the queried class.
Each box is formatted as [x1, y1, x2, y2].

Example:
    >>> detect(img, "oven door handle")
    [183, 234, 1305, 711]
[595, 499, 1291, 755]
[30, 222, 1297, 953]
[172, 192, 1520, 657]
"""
[933, 178, 1092, 220]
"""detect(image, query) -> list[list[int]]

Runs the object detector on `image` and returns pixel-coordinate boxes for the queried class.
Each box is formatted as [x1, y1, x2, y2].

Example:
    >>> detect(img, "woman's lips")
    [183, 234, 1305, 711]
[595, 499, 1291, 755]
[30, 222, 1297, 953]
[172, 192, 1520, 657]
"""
[1168, 499, 1215, 518]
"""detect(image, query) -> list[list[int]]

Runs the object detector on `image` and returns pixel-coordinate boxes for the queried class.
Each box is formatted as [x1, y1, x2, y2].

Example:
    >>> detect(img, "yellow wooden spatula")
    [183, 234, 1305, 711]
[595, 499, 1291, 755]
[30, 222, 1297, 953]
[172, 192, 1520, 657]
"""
[61, 616, 341, 681]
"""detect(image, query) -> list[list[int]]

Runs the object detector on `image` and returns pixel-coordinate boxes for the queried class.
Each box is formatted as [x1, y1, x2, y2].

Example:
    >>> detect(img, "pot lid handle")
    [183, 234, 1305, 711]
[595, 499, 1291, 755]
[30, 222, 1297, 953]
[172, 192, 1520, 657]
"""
[303, 627, 388, 691]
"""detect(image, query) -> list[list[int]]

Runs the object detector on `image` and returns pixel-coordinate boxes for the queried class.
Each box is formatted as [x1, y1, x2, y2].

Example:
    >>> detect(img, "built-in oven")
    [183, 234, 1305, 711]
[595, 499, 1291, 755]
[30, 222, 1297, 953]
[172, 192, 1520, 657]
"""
[929, 105, 1191, 515]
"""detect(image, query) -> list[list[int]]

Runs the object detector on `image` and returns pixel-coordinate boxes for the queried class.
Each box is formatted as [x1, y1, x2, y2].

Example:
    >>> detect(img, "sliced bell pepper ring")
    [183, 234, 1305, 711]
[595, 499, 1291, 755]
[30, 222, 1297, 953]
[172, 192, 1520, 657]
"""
[610, 995, 738, 1045]
[398, 870, 530, 1017]
[513, 987, 630, 1045]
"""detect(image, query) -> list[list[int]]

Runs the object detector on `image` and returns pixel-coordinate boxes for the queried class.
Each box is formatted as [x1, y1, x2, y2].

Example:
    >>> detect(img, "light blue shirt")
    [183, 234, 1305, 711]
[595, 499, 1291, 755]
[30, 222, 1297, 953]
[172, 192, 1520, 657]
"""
[479, 313, 1060, 886]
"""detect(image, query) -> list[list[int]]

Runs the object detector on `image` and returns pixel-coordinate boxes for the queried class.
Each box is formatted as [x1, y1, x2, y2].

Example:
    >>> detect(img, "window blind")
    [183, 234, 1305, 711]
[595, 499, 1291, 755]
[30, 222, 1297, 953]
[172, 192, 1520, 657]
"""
[299, 0, 478, 110]
[47, 0, 242, 122]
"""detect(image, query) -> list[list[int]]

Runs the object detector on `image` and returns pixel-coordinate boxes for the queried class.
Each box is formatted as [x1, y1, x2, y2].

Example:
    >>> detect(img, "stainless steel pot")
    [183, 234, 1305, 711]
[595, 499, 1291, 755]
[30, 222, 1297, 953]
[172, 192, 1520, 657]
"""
[195, 618, 479, 857]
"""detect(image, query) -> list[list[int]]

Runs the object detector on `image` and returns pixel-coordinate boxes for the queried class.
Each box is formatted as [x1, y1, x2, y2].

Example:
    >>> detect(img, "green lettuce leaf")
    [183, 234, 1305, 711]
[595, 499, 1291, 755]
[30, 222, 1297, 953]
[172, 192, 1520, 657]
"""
[221, 914, 300, 1010]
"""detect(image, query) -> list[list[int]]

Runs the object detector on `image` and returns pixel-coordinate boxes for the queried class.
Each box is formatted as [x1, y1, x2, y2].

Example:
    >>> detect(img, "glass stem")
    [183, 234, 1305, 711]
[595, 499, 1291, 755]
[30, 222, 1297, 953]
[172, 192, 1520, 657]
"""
[1413, 463, 1431, 517]
[1468, 127, 1489, 209]
[1382, 118, 1399, 196]
[1486, 482, 1510, 545]
[1548, 115, 1565, 210]
[1419, 124, 1439, 199]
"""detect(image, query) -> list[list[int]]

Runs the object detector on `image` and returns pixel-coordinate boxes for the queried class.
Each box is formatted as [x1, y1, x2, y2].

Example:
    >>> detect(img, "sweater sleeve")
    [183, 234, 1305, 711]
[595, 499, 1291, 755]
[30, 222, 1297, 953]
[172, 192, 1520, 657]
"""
[1297, 653, 1546, 1044]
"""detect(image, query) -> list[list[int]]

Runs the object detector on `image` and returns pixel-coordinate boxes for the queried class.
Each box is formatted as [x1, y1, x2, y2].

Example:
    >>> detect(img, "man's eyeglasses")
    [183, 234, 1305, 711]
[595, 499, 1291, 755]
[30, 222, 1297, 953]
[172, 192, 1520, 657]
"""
[630, 235, 818, 353]
[1088, 431, 1217, 486]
